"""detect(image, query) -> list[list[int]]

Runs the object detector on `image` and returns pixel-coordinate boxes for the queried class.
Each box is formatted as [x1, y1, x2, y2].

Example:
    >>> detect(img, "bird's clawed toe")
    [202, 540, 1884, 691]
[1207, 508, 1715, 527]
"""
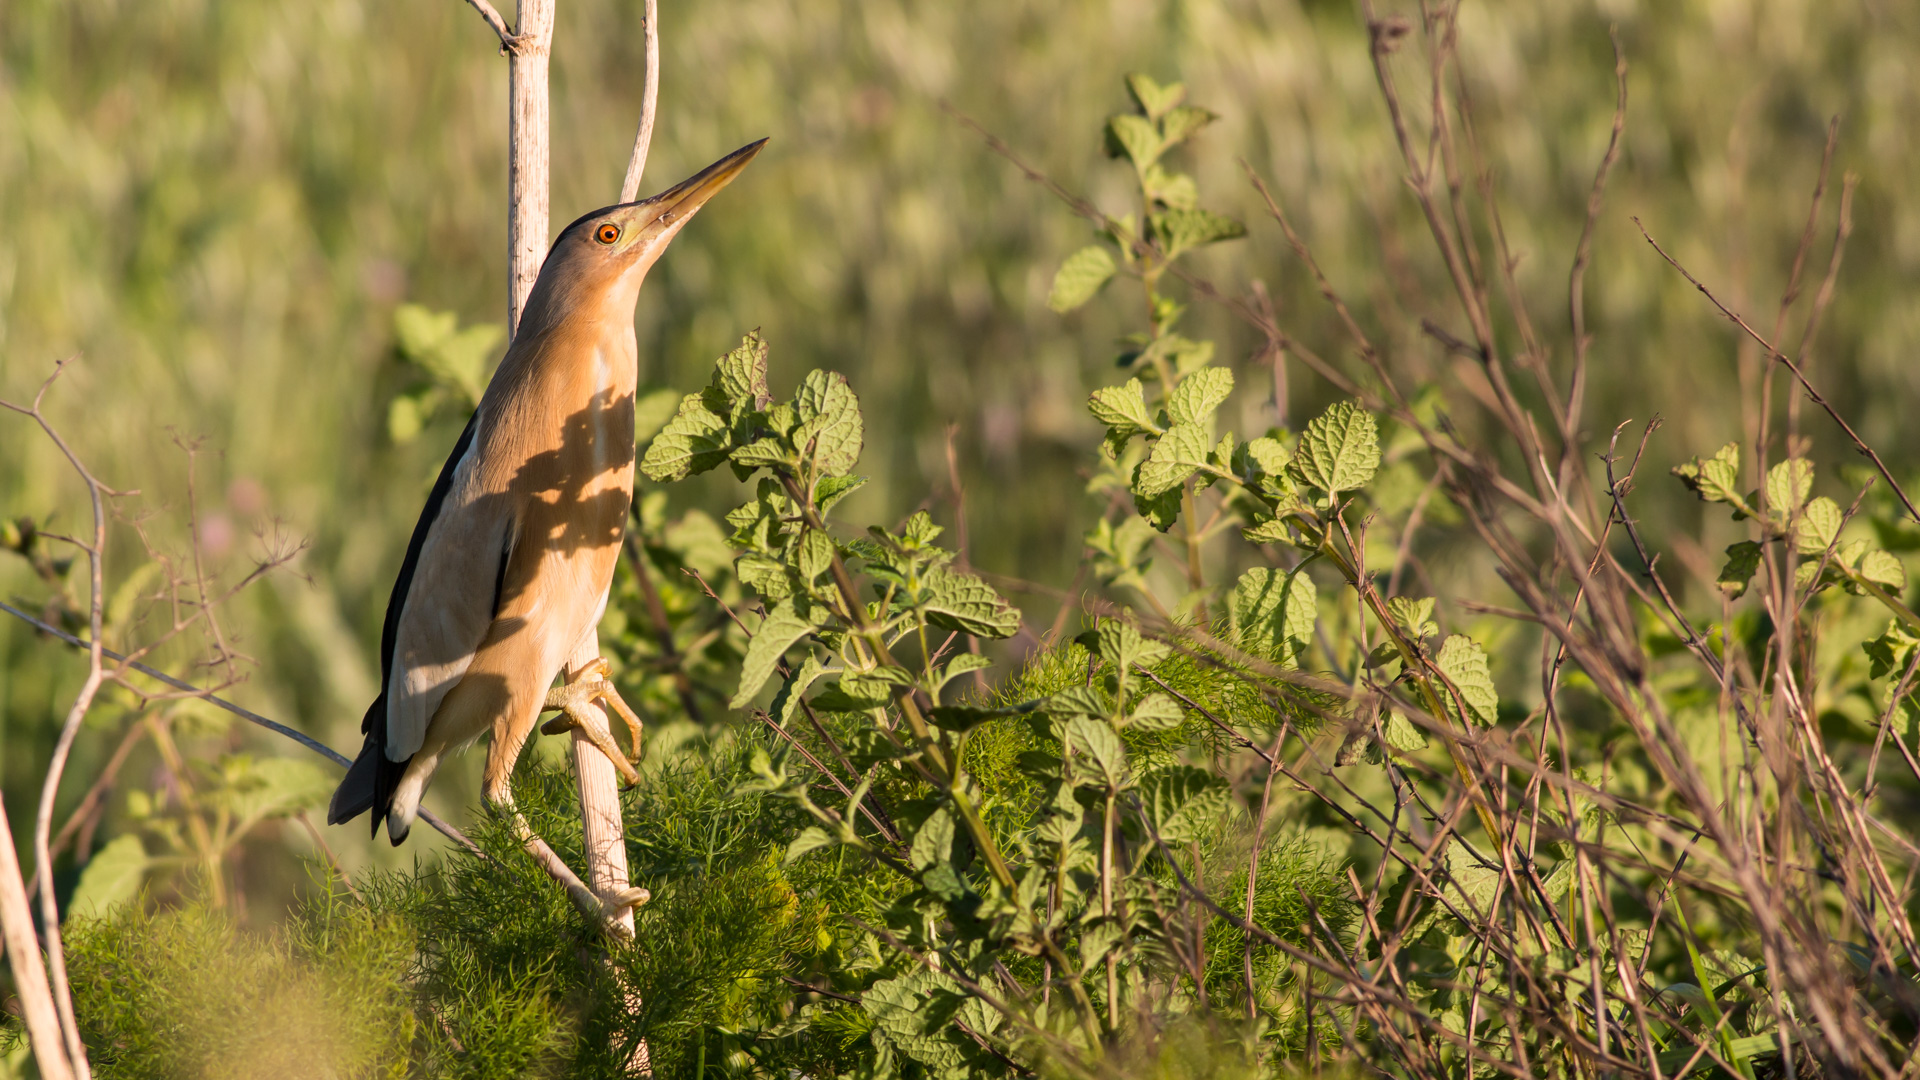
[540, 660, 645, 785]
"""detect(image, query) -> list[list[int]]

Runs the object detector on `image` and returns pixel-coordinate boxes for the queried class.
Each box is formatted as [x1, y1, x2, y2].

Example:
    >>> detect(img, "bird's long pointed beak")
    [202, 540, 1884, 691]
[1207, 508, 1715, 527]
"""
[649, 138, 768, 220]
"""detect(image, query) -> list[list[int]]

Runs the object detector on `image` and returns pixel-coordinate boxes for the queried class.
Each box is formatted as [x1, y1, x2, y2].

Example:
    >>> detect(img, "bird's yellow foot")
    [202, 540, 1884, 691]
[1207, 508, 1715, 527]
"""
[540, 658, 644, 785]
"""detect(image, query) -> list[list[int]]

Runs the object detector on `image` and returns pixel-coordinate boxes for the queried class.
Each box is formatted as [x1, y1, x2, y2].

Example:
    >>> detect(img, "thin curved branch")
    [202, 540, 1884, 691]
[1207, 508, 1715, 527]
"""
[460, 0, 515, 48]
[0, 599, 482, 857]
[618, 0, 660, 203]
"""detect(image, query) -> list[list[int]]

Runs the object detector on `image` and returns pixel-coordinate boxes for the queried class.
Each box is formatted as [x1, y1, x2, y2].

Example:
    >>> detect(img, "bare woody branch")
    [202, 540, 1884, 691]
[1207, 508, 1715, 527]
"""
[618, 0, 661, 203]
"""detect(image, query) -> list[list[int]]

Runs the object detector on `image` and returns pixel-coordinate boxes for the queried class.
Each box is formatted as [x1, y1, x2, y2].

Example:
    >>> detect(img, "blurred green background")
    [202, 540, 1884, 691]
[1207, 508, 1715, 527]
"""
[4, 0, 1918, 917]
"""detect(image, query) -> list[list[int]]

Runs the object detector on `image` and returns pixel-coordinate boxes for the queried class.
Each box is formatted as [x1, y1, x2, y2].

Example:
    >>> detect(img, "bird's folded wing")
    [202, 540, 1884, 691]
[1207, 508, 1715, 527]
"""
[382, 441, 515, 762]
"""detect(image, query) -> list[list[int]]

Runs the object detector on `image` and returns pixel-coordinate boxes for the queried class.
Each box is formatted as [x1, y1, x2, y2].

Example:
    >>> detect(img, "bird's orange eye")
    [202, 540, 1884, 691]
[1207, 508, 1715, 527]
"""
[594, 223, 621, 245]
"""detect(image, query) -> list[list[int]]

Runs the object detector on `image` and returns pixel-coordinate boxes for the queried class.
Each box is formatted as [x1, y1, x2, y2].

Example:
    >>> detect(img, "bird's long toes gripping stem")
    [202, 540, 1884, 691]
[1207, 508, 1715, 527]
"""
[540, 658, 644, 786]
[496, 795, 649, 933]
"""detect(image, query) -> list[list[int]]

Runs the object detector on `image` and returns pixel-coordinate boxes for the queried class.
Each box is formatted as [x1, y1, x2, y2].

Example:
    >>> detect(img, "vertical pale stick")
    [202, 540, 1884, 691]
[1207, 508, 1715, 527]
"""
[565, 633, 653, 1074]
[506, 0, 555, 333]
[0, 802, 77, 1080]
[565, 632, 637, 939]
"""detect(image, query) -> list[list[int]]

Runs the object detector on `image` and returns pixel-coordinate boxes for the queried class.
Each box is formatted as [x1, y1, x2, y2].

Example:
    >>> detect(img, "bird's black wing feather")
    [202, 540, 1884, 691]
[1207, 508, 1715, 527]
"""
[328, 411, 481, 833]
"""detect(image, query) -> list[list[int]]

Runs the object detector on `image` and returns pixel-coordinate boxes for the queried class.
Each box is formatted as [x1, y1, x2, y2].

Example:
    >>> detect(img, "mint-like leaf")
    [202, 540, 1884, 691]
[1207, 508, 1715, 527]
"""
[641, 392, 733, 481]
[1232, 566, 1317, 667]
[1672, 442, 1742, 506]
[1289, 400, 1379, 496]
[1049, 246, 1118, 313]
[1150, 208, 1247, 258]
[1794, 496, 1842, 555]
[1124, 73, 1186, 120]
[1859, 550, 1908, 592]
[1167, 366, 1233, 427]
[1718, 541, 1762, 599]
[716, 330, 773, 412]
[920, 565, 1021, 639]
[1066, 716, 1130, 789]
[1133, 423, 1211, 497]
[1433, 635, 1497, 726]
[793, 370, 863, 477]
[1105, 114, 1163, 170]
[1158, 105, 1217, 147]
[1089, 378, 1157, 436]
[1386, 596, 1438, 642]
[732, 600, 820, 708]
[1125, 692, 1187, 732]
[1766, 458, 1814, 516]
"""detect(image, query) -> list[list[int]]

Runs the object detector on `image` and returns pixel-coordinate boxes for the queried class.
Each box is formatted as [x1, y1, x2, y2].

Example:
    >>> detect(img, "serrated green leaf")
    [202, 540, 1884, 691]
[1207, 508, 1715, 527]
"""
[920, 566, 1021, 639]
[1158, 105, 1217, 147]
[1290, 400, 1380, 496]
[1134, 422, 1212, 497]
[1134, 483, 1184, 532]
[910, 807, 954, 871]
[1105, 114, 1164, 170]
[900, 510, 943, 547]
[1232, 566, 1317, 666]
[1049, 246, 1118, 313]
[1766, 458, 1814, 515]
[1241, 515, 1295, 546]
[735, 552, 793, 602]
[729, 437, 793, 470]
[793, 370, 864, 477]
[797, 527, 836, 583]
[1125, 73, 1186, 119]
[1145, 765, 1229, 844]
[640, 392, 733, 481]
[1386, 596, 1438, 642]
[1859, 550, 1908, 591]
[733, 600, 820, 708]
[770, 652, 827, 726]
[1097, 619, 1172, 672]
[1865, 621, 1920, 680]
[1066, 716, 1130, 789]
[1795, 496, 1842, 554]
[810, 680, 890, 713]
[1433, 635, 1497, 726]
[1089, 378, 1157, 435]
[1049, 685, 1109, 718]
[69, 834, 150, 916]
[716, 330, 773, 411]
[1245, 435, 1290, 477]
[1379, 710, 1428, 754]
[1167, 366, 1233, 427]
[785, 826, 836, 864]
[930, 652, 993, 698]
[1143, 165, 1198, 210]
[1718, 541, 1763, 599]
[1445, 844, 1502, 913]
[1672, 442, 1743, 506]
[1124, 692, 1186, 732]
[815, 474, 868, 516]
[1150, 208, 1248, 258]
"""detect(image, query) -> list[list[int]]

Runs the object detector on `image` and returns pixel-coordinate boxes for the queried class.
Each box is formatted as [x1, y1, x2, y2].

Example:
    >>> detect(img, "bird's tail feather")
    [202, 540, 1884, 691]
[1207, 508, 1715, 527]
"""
[328, 694, 412, 842]
[327, 740, 382, 827]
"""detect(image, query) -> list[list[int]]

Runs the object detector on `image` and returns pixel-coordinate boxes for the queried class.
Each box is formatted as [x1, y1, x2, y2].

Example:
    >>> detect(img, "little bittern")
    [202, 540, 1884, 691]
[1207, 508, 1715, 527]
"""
[330, 141, 766, 902]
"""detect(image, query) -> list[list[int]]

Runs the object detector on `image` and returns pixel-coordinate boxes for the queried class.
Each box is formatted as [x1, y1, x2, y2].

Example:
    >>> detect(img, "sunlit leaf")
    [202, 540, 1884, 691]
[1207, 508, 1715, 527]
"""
[1289, 400, 1379, 496]
[1167, 366, 1233, 427]
[733, 600, 820, 708]
[1433, 635, 1497, 726]
[1048, 246, 1117, 312]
